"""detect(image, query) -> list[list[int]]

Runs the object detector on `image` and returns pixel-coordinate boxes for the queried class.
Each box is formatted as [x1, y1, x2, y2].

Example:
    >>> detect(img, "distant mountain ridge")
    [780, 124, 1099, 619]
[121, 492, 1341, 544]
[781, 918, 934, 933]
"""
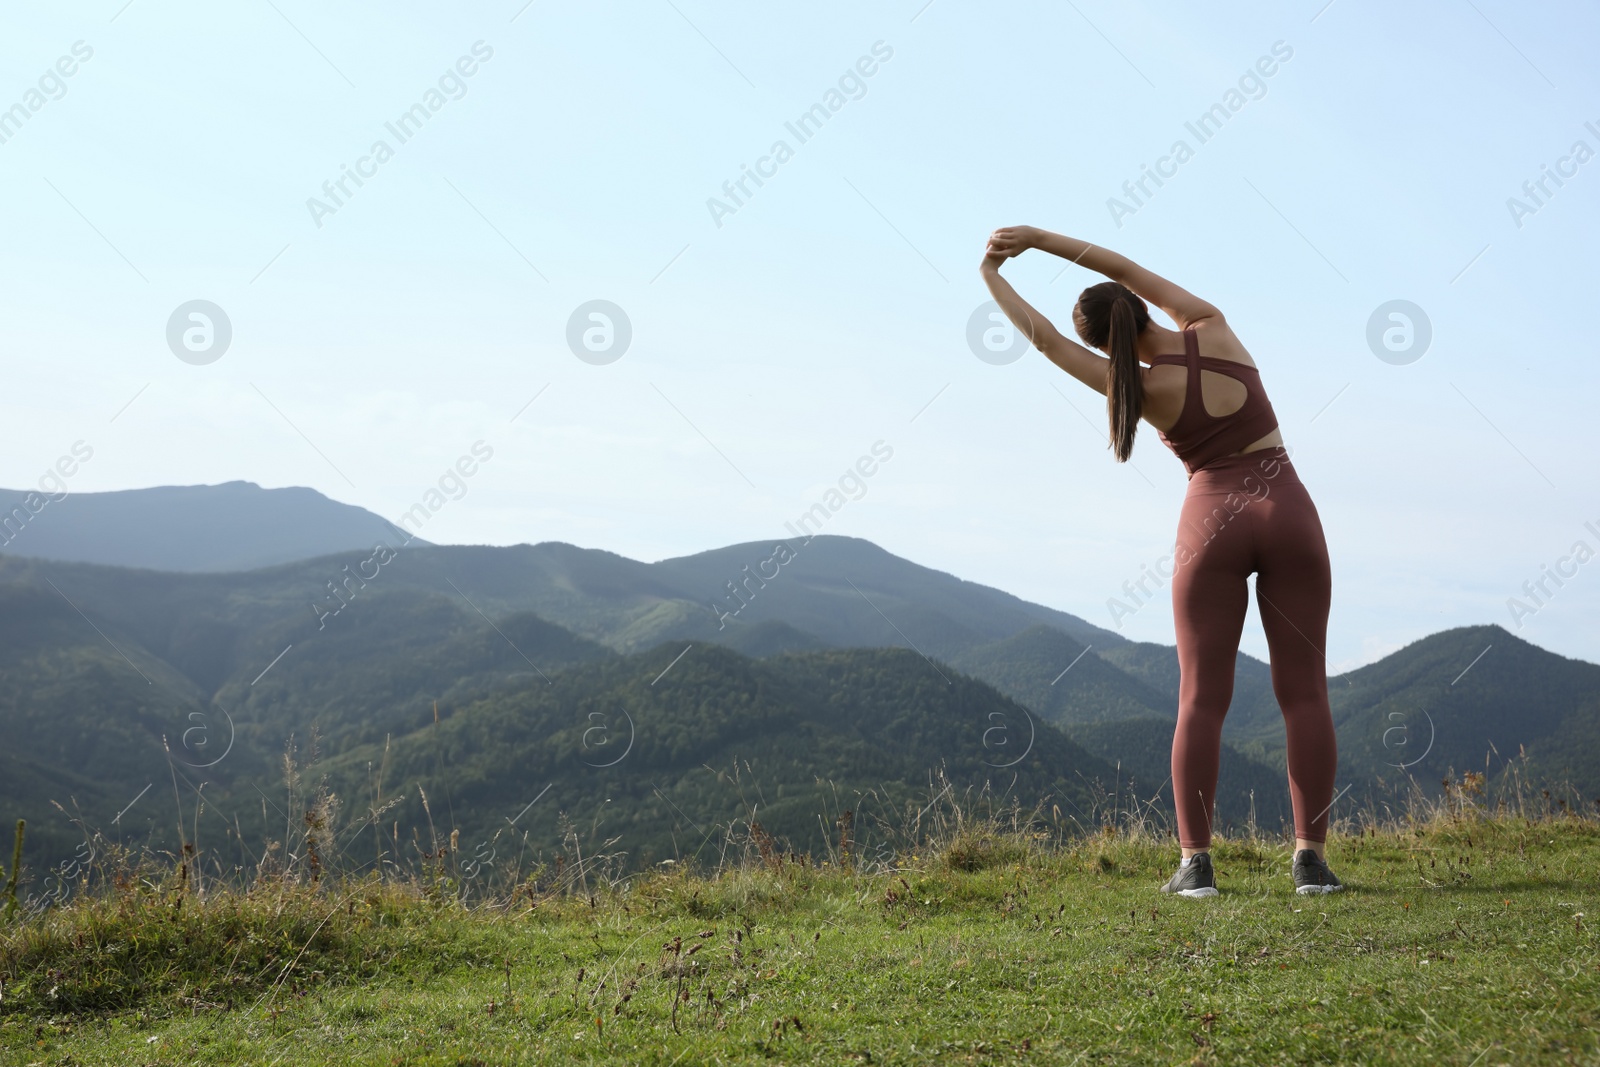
[0, 481, 423, 573]
[0, 482, 1122, 650]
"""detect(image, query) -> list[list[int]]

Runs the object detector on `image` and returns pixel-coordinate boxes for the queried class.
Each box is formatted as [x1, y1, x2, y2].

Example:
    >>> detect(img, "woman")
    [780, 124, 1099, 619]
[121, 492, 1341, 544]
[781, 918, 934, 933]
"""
[980, 225, 1342, 898]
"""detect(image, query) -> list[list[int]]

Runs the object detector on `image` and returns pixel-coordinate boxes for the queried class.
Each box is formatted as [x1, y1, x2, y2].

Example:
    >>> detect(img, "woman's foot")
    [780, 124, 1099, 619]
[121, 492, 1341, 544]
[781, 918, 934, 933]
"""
[1292, 849, 1344, 894]
[1159, 851, 1219, 898]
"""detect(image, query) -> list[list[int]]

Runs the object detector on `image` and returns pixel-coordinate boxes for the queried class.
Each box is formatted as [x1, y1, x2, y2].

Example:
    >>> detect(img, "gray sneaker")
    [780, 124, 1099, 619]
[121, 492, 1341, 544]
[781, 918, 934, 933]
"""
[1292, 849, 1344, 895]
[1159, 852, 1219, 898]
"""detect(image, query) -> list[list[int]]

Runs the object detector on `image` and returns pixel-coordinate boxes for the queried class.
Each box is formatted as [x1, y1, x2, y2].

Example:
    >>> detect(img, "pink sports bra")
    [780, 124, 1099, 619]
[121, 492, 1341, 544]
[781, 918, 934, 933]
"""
[1144, 326, 1280, 475]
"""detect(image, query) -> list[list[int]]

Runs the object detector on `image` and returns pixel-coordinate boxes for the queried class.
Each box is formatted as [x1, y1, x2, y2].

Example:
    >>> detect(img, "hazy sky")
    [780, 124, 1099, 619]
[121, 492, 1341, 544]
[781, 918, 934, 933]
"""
[3, 1, 1596, 672]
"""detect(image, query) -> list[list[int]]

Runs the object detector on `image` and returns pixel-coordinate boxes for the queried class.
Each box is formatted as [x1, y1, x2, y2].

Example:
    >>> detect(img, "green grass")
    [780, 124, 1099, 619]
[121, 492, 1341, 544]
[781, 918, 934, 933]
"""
[2, 813, 1598, 1066]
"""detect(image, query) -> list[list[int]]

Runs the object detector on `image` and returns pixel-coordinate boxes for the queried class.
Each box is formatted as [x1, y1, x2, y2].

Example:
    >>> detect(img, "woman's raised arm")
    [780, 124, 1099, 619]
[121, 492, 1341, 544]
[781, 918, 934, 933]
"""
[988, 226, 1222, 328]
[979, 245, 1110, 396]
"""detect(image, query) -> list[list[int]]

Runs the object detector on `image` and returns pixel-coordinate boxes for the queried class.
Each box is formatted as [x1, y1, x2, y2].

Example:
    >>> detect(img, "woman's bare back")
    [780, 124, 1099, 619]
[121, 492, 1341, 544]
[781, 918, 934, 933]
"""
[1138, 318, 1285, 455]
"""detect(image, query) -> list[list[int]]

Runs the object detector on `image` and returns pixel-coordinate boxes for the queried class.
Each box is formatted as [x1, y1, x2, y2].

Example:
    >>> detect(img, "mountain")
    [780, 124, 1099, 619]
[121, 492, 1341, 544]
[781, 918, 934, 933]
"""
[0, 575, 1128, 871]
[0, 581, 215, 862]
[0, 481, 422, 573]
[945, 626, 1296, 829]
[0, 539, 1273, 871]
[4, 480, 1125, 652]
[1323, 625, 1600, 798]
[1085, 625, 1600, 807]
[1095, 640, 1282, 749]
[218, 591, 617, 780]
[1523, 699, 1600, 803]
[312, 644, 1125, 870]
[0, 528, 1143, 830]
[1060, 717, 1294, 836]
[948, 625, 1172, 725]
[1, 484, 1596, 875]
[648, 536, 1121, 653]
[0, 532, 1125, 674]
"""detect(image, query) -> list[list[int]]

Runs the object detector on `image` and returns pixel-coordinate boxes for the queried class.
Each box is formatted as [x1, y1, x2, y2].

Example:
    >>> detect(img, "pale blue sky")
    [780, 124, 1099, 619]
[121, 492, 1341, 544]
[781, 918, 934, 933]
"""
[2, 0, 1596, 671]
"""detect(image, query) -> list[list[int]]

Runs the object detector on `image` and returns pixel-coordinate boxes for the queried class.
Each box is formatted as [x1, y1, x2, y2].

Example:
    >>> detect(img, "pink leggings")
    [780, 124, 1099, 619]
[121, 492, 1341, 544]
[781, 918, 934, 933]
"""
[1169, 447, 1336, 849]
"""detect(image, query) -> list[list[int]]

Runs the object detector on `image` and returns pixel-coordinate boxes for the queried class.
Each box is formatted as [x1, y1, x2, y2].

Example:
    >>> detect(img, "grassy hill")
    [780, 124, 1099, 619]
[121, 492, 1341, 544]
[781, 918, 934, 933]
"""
[1, 802, 1596, 1065]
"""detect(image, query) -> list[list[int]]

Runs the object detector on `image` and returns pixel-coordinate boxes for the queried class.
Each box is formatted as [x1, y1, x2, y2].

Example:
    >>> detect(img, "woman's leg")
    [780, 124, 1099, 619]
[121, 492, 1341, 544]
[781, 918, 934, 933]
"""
[1170, 491, 1253, 852]
[1253, 484, 1337, 846]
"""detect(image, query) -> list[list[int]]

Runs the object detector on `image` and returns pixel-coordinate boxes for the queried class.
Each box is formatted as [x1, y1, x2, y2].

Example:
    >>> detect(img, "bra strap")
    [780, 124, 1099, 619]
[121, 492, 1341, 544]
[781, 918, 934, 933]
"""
[1183, 327, 1201, 392]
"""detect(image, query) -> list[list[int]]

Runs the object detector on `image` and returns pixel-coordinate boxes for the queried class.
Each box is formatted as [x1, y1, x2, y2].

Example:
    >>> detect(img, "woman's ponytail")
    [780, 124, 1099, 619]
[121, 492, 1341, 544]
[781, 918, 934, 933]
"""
[1073, 281, 1150, 464]
[1105, 295, 1143, 462]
